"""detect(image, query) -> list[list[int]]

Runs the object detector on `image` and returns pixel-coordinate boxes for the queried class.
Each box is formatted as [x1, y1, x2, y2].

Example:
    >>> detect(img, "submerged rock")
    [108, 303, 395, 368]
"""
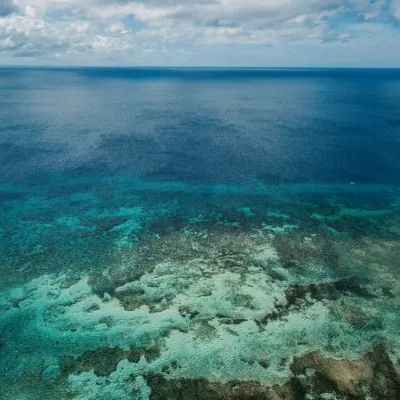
[291, 345, 400, 400]
[60, 345, 161, 378]
[285, 276, 375, 307]
[41, 364, 61, 380]
[61, 347, 125, 377]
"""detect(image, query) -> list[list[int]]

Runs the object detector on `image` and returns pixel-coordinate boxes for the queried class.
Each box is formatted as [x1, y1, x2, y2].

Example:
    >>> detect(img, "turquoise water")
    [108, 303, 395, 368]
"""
[1, 68, 400, 399]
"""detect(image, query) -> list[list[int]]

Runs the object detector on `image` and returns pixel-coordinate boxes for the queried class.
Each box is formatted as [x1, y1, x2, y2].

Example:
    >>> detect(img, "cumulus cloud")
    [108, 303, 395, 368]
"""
[106, 21, 128, 34]
[0, 14, 92, 57]
[0, 35, 14, 47]
[0, 0, 399, 63]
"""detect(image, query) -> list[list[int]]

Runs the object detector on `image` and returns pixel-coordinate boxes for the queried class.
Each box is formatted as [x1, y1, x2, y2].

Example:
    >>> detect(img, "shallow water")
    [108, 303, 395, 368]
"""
[1, 68, 400, 399]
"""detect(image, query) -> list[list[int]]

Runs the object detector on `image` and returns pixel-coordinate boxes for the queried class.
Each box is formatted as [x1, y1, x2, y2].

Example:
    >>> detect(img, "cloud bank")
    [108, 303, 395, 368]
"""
[0, 0, 399, 65]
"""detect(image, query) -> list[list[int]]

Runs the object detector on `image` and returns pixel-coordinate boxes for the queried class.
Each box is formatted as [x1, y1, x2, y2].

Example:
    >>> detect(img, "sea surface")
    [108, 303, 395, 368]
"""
[1, 68, 400, 399]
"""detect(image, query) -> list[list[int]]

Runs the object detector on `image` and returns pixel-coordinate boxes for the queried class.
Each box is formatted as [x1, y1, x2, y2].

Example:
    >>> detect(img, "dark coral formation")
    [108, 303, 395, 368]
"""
[146, 346, 400, 400]
[60, 345, 160, 377]
[272, 232, 340, 270]
[285, 276, 375, 306]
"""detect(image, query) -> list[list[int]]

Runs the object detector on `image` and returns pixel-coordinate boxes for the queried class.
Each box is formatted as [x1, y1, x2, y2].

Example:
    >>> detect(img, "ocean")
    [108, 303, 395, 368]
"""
[1, 67, 400, 399]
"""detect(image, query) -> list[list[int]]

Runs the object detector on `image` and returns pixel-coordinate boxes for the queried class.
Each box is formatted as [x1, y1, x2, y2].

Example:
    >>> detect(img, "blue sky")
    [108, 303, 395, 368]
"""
[0, 0, 399, 66]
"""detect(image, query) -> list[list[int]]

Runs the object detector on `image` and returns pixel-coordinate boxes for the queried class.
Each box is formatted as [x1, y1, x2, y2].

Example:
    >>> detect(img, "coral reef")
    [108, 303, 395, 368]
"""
[1, 179, 400, 399]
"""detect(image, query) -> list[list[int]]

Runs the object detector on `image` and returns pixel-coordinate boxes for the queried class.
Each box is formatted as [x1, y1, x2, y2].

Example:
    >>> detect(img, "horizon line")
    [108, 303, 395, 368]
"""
[1, 65, 400, 70]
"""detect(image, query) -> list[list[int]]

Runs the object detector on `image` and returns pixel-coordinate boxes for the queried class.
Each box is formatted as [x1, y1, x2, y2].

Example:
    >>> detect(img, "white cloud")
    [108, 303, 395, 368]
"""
[0, 35, 14, 47]
[0, 0, 399, 64]
[92, 34, 132, 51]
[106, 21, 128, 34]
[24, 5, 40, 18]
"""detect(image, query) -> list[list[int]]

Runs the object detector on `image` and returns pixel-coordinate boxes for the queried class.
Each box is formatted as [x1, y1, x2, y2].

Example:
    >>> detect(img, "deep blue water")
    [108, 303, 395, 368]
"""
[1, 68, 400, 399]
[1, 67, 400, 186]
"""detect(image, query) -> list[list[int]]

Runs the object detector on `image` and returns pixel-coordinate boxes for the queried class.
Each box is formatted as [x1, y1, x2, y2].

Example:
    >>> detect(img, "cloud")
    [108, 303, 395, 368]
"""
[321, 32, 352, 44]
[0, 0, 399, 64]
[0, 35, 14, 47]
[106, 21, 128, 34]
[0, 14, 92, 57]
[83, 0, 393, 46]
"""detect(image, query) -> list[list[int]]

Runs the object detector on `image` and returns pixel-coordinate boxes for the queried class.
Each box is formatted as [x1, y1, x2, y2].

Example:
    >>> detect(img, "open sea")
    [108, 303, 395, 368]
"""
[1, 67, 400, 399]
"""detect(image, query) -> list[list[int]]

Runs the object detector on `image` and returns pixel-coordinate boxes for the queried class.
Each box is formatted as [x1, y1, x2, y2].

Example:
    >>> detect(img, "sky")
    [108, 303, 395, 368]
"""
[0, 0, 400, 67]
